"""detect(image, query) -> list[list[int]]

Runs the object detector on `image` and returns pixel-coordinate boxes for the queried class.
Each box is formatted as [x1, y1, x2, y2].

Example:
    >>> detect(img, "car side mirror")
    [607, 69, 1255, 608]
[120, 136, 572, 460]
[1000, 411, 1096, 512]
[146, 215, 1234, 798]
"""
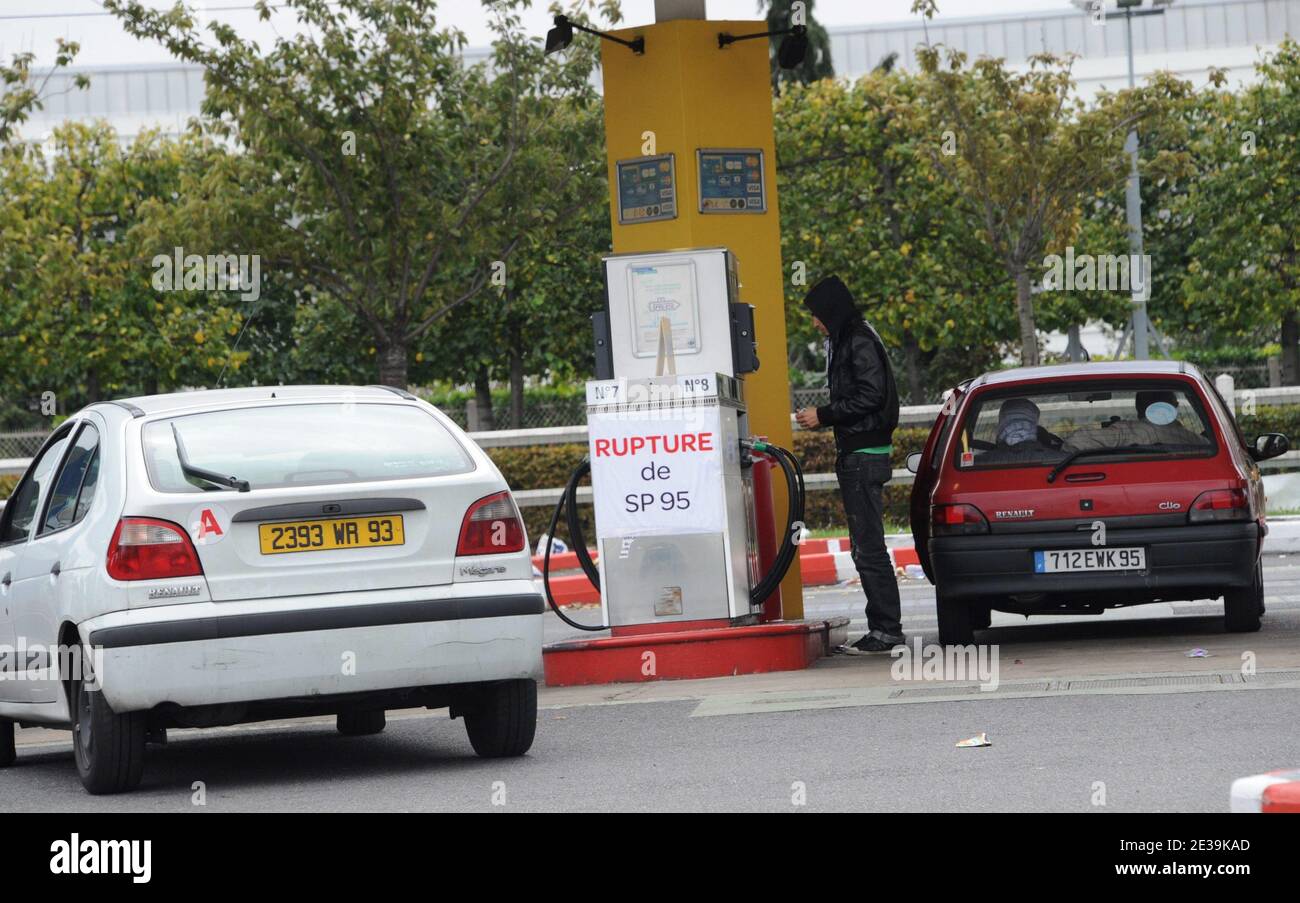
[906, 452, 922, 474]
[1251, 433, 1289, 462]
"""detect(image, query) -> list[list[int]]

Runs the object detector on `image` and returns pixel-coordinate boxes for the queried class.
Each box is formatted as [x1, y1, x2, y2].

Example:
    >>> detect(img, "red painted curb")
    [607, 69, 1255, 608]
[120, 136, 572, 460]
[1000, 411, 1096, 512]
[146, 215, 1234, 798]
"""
[542, 618, 849, 686]
[1263, 780, 1300, 813]
[798, 552, 840, 586]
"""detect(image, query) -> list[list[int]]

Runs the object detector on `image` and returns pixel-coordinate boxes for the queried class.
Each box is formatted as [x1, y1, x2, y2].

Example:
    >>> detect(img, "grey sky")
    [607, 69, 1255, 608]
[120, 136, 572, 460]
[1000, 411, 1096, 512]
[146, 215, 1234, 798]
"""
[1, 0, 1073, 68]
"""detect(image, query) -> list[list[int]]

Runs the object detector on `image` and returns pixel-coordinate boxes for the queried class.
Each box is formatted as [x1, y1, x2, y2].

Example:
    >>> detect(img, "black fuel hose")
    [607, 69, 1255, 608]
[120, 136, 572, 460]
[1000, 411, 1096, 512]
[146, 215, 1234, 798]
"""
[746, 440, 806, 608]
[540, 441, 807, 628]
[541, 457, 605, 631]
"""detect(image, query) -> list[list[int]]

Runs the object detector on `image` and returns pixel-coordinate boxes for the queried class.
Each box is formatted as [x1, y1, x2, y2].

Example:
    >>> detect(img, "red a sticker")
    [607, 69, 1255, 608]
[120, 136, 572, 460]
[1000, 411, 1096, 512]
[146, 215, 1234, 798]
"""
[198, 509, 224, 539]
[188, 504, 229, 546]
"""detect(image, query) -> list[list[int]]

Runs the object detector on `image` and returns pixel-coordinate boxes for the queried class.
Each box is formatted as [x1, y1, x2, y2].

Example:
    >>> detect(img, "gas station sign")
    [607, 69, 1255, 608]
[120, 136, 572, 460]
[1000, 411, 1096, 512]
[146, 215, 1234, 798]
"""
[616, 153, 678, 224]
[587, 407, 726, 538]
[696, 148, 766, 214]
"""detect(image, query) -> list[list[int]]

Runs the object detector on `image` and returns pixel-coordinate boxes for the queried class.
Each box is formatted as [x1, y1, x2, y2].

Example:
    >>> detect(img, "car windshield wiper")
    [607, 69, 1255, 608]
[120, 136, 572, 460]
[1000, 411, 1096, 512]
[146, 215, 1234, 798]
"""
[171, 423, 251, 492]
[1045, 444, 1197, 484]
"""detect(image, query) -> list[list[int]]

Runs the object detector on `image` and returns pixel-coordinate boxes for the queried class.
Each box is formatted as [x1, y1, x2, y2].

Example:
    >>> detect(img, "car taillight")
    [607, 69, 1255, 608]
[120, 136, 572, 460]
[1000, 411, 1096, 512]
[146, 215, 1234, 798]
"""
[931, 503, 989, 536]
[107, 517, 204, 581]
[456, 491, 526, 556]
[1188, 488, 1250, 524]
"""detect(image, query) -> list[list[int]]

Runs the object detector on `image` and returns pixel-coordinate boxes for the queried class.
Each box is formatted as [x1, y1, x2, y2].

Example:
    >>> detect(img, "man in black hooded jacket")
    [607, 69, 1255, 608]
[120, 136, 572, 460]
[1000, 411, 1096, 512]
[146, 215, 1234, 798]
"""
[796, 276, 904, 651]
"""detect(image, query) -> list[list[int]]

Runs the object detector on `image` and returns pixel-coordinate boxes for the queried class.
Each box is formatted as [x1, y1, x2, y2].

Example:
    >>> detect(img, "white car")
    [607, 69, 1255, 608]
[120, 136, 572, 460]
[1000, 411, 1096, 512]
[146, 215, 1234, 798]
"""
[0, 386, 543, 793]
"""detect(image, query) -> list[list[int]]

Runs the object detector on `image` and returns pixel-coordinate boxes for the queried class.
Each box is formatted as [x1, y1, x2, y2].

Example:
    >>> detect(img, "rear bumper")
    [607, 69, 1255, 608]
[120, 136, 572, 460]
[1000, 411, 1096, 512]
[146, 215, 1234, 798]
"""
[80, 580, 545, 712]
[931, 522, 1260, 603]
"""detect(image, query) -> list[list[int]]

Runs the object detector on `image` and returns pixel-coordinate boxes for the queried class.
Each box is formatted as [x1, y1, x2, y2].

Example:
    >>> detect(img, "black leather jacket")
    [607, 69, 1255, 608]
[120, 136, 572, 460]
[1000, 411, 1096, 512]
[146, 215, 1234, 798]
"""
[815, 320, 900, 453]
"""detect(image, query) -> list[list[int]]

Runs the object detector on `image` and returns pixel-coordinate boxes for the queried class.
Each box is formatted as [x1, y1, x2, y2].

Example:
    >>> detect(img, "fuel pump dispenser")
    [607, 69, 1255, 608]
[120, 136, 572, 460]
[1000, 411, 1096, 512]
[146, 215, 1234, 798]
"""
[542, 248, 806, 635]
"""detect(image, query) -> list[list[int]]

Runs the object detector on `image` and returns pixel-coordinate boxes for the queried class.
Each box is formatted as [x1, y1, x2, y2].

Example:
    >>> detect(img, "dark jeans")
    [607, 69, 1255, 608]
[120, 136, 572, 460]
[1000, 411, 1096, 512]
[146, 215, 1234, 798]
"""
[835, 452, 904, 640]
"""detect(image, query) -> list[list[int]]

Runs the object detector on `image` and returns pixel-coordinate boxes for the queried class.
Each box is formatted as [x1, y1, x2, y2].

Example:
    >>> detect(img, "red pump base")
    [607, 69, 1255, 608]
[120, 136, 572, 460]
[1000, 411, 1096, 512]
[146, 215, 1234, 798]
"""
[542, 617, 850, 687]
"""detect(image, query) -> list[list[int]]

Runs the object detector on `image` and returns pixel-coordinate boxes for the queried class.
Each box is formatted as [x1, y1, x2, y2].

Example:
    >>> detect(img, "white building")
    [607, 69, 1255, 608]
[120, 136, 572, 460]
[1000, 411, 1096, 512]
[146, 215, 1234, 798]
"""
[12, 0, 1296, 142]
[829, 0, 1298, 92]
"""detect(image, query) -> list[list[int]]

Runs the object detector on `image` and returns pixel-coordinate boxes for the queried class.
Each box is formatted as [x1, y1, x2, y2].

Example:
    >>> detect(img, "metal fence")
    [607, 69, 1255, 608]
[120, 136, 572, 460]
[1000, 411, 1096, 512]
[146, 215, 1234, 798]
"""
[434, 398, 588, 432]
[0, 431, 46, 458]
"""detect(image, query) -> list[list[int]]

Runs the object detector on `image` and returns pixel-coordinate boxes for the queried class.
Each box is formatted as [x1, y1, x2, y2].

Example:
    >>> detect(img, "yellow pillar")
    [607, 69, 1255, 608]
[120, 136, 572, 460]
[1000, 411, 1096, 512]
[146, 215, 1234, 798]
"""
[599, 17, 804, 618]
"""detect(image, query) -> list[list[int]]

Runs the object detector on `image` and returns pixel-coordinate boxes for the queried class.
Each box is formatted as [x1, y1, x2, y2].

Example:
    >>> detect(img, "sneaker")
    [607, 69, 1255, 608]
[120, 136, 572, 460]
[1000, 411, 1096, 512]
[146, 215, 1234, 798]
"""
[851, 634, 905, 653]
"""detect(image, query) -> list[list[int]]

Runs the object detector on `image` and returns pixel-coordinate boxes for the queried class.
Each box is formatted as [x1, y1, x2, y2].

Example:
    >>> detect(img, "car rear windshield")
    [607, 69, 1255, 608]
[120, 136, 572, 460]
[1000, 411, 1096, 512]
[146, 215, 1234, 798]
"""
[954, 382, 1217, 470]
[142, 403, 474, 493]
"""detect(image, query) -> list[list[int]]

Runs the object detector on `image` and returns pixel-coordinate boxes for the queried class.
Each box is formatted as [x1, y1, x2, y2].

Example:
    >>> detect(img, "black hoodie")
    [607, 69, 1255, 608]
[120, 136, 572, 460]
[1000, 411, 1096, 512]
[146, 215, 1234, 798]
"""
[802, 276, 900, 452]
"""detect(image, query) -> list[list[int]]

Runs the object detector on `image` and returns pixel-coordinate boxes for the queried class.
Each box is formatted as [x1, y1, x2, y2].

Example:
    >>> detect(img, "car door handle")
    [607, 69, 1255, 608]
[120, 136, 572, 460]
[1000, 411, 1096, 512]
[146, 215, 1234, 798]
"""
[1, 573, 9, 588]
[50, 562, 61, 577]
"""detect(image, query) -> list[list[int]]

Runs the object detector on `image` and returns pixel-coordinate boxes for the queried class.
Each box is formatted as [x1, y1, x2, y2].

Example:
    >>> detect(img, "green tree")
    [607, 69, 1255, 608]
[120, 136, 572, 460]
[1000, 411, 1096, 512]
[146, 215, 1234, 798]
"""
[914, 45, 1190, 366]
[1182, 41, 1300, 381]
[0, 124, 247, 414]
[103, 0, 610, 390]
[776, 71, 1012, 402]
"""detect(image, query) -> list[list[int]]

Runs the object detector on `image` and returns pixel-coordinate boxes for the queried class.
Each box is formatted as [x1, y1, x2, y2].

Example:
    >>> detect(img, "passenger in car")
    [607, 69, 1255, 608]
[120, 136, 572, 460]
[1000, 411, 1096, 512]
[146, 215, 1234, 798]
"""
[979, 398, 1066, 464]
[1063, 390, 1210, 452]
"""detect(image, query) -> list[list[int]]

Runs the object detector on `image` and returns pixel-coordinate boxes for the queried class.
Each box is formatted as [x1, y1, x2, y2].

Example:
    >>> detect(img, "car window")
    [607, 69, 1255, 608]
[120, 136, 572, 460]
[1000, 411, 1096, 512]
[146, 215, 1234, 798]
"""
[40, 423, 100, 534]
[142, 402, 475, 493]
[0, 426, 74, 544]
[955, 382, 1216, 470]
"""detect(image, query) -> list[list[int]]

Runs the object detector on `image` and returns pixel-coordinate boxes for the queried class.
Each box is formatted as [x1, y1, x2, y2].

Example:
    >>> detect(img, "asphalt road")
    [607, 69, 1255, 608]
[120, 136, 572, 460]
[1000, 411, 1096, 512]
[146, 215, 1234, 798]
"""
[4, 556, 1298, 812]
[4, 688, 1295, 812]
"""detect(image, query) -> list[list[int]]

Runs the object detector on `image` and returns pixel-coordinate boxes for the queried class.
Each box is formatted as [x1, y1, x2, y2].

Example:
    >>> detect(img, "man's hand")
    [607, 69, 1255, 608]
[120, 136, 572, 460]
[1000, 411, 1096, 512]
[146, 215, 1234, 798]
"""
[795, 407, 821, 430]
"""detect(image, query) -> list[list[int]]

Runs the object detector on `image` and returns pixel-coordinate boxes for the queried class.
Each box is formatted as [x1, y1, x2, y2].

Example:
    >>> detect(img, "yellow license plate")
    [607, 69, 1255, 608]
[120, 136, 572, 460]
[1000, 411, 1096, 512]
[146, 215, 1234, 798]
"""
[258, 515, 405, 555]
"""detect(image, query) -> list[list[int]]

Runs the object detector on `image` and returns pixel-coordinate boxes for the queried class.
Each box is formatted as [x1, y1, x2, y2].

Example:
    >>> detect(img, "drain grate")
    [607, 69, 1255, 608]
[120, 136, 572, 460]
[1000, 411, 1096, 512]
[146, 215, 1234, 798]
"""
[889, 682, 1051, 699]
[749, 694, 853, 706]
[1246, 670, 1300, 684]
[1064, 674, 1229, 690]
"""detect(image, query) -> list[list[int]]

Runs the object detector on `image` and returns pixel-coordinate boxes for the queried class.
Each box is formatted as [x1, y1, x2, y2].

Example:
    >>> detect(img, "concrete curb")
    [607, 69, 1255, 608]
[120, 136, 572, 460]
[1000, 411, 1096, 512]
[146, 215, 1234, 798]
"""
[1230, 769, 1300, 812]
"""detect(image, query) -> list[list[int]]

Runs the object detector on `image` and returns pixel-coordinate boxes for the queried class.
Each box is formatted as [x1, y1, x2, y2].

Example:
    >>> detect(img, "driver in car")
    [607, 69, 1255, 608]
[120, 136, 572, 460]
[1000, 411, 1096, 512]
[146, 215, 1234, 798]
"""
[1064, 390, 1209, 452]
[979, 397, 1064, 464]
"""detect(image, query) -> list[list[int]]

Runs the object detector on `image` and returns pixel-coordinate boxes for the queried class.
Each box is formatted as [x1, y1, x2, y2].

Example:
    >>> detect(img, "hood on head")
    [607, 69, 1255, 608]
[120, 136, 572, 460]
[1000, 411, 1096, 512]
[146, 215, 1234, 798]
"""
[802, 275, 860, 340]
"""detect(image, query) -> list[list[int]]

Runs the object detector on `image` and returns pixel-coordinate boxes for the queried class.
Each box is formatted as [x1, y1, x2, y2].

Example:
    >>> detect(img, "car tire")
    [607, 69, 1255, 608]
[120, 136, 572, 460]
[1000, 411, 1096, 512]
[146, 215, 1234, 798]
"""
[464, 679, 537, 759]
[337, 709, 386, 736]
[0, 720, 15, 768]
[72, 674, 146, 795]
[971, 602, 993, 631]
[937, 592, 975, 646]
[1224, 561, 1263, 633]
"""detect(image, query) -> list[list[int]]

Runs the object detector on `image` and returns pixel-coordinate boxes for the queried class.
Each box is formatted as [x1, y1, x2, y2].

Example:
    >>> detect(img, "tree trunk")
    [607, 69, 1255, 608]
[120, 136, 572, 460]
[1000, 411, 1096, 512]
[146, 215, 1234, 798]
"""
[1282, 310, 1299, 386]
[1014, 268, 1039, 367]
[377, 340, 409, 389]
[902, 328, 925, 404]
[508, 321, 525, 429]
[474, 366, 495, 432]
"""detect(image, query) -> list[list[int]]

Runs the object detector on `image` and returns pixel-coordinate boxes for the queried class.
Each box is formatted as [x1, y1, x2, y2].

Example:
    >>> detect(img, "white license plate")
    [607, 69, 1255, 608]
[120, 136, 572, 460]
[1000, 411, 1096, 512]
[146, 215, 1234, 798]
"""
[1034, 547, 1146, 573]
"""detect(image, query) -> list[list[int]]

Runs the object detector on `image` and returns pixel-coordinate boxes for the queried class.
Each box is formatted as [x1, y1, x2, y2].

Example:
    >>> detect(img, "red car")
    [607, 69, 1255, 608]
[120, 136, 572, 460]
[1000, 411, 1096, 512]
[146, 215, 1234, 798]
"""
[906, 361, 1289, 645]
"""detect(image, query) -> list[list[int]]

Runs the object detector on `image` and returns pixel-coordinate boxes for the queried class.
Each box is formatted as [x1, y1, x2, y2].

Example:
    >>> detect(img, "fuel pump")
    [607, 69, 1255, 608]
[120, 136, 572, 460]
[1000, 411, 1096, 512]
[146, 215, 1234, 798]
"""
[542, 248, 805, 632]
